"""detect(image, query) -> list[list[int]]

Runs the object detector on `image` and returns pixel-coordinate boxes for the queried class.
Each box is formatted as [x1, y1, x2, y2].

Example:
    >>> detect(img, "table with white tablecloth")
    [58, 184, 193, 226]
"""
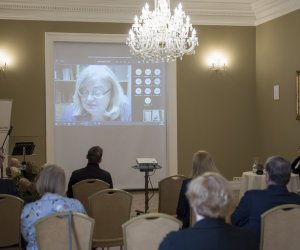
[238, 171, 300, 199]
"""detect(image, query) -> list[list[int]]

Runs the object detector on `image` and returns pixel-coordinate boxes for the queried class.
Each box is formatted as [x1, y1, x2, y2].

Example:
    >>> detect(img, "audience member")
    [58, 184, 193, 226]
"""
[0, 150, 20, 197]
[5, 157, 21, 177]
[67, 145, 113, 197]
[176, 150, 219, 228]
[159, 172, 259, 250]
[0, 178, 20, 197]
[291, 145, 300, 174]
[231, 156, 300, 236]
[21, 164, 85, 250]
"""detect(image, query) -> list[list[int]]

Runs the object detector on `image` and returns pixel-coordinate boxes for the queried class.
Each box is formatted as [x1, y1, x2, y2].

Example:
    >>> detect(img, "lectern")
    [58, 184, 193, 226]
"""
[132, 158, 161, 213]
[12, 142, 35, 169]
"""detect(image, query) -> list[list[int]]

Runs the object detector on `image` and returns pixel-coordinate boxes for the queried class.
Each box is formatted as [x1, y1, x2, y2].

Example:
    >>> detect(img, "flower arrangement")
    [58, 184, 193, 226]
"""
[7, 160, 46, 200]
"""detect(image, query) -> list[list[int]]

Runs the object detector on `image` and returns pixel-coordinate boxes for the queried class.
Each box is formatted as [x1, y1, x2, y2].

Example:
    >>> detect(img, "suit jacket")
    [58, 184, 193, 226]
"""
[0, 178, 20, 197]
[291, 156, 300, 174]
[231, 185, 300, 236]
[67, 162, 113, 198]
[176, 178, 192, 228]
[159, 217, 259, 250]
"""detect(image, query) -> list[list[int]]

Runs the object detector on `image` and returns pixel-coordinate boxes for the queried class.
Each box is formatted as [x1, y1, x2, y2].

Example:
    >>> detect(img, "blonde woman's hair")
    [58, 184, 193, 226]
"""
[36, 164, 66, 196]
[6, 158, 21, 177]
[73, 65, 128, 120]
[10, 158, 20, 168]
[192, 150, 218, 178]
[186, 172, 232, 218]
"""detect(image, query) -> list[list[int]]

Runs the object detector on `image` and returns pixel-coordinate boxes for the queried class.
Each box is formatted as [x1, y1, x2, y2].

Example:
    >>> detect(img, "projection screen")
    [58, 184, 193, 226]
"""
[45, 33, 177, 189]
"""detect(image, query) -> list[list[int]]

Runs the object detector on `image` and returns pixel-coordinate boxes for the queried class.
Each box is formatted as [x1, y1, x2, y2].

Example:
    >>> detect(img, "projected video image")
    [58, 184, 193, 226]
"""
[55, 64, 132, 124]
[54, 42, 166, 126]
[55, 65, 165, 126]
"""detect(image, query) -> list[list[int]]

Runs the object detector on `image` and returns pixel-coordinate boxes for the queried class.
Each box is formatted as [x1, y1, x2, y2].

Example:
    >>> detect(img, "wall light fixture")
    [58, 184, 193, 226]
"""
[208, 52, 227, 72]
[0, 62, 7, 72]
[0, 51, 8, 72]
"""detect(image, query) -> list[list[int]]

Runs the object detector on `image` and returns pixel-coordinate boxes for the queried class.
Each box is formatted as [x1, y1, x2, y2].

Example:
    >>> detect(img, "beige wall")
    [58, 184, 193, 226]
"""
[177, 25, 256, 178]
[256, 9, 300, 164]
[1, 10, 297, 181]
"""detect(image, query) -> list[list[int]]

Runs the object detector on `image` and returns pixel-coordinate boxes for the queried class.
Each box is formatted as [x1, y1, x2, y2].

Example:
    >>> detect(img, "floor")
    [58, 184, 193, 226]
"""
[129, 190, 159, 216]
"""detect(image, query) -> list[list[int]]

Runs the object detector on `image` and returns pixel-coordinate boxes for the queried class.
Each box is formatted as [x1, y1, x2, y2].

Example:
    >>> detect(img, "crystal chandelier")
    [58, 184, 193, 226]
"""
[126, 0, 199, 62]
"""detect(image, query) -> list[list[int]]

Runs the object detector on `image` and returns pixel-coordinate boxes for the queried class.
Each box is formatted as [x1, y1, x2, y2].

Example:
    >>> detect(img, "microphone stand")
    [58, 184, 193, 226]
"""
[1, 126, 13, 179]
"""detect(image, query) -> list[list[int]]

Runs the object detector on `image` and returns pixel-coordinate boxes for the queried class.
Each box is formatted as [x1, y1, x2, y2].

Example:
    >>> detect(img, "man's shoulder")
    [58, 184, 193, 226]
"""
[98, 167, 112, 176]
[70, 165, 111, 180]
[0, 178, 19, 195]
[70, 167, 87, 176]
[159, 230, 184, 249]
[243, 186, 300, 204]
[243, 189, 266, 198]
[0, 178, 17, 185]
[229, 224, 257, 237]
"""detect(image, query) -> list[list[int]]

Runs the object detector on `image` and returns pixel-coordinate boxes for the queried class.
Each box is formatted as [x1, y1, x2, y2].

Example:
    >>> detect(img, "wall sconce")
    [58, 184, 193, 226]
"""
[0, 51, 9, 72]
[208, 52, 227, 72]
[0, 62, 7, 72]
[210, 60, 226, 72]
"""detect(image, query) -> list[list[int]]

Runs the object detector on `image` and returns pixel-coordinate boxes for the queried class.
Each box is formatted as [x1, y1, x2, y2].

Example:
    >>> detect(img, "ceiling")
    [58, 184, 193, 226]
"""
[0, 0, 299, 26]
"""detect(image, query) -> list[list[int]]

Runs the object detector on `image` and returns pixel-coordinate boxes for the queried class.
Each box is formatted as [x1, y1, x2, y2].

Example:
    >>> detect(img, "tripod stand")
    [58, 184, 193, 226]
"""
[132, 164, 161, 213]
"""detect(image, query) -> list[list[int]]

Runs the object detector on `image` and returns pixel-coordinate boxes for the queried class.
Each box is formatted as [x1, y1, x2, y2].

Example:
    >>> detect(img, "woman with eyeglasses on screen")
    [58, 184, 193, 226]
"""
[62, 65, 131, 122]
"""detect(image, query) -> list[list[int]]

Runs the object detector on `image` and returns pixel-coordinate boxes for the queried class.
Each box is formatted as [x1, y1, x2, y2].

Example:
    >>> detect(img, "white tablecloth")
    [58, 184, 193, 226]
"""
[239, 171, 300, 199]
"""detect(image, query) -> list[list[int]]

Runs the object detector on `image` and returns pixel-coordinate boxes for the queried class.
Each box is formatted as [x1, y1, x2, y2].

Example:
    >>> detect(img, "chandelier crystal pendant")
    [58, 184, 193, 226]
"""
[126, 0, 199, 62]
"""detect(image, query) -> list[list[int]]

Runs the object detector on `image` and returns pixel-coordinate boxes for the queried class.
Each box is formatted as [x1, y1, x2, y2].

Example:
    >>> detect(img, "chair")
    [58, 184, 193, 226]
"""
[89, 188, 132, 249]
[227, 178, 242, 224]
[0, 194, 24, 249]
[260, 204, 300, 250]
[158, 175, 187, 216]
[122, 212, 182, 250]
[189, 207, 196, 227]
[35, 211, 94, 250]
[229, 177, 242, 205]
[72, 179, 110, 215]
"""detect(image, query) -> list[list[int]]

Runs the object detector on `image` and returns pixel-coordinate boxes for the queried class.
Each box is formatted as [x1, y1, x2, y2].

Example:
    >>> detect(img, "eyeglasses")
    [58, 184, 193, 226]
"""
[78, 88, 112, 99]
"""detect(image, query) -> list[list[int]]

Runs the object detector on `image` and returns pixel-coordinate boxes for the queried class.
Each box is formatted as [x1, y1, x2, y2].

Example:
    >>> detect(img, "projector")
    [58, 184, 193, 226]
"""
[136, 158, 158, 166]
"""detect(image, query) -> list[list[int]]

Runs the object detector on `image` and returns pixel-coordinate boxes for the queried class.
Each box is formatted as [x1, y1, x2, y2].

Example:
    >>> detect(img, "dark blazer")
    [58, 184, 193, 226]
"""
[159, 217, 259, 250]
[67, 162, 113, 197]
[291, 156, 300, 174]
[0, 178, 20, 197]
[231, 185, 300, 236]
[176, 178, 191, 228]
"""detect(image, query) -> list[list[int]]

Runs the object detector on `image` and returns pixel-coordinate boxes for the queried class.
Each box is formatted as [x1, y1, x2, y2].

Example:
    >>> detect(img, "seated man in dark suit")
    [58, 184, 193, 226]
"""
[231, 156, 300, 236]
[0, 178, 20, 197]
[159, 172, 259, 250]
[67, 145, 113, 197]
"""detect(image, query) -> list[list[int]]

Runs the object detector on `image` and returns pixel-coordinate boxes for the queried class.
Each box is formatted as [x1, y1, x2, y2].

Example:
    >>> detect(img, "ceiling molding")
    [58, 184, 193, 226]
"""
[0, 0, 298, 26]
[253, 0, 300, 25]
